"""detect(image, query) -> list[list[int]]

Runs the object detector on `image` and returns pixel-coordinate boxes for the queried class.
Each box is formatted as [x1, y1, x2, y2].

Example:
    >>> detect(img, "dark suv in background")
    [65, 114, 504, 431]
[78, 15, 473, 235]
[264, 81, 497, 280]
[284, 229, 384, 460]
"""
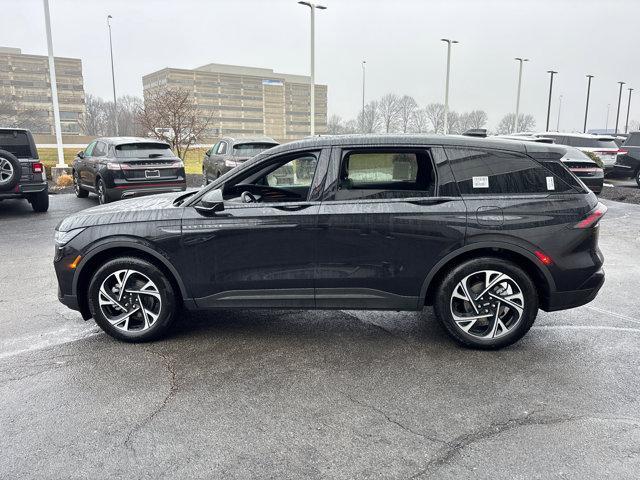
[0, 128, 48, 212]
[614, 131, 640, 186]
[202, 136, 278, 184]
[54, 135, 606, 349]
[72, 137, 186, 204]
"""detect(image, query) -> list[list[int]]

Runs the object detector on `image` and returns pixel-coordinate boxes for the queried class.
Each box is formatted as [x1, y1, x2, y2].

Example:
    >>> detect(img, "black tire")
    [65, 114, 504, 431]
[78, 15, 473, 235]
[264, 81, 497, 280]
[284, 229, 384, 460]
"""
[0, 149, 21, 192]
[97, 178, 110, 204]
[202, 170, 209, 187]
[73, 171, 89, 198]
[433, 257, 538, 350]
[29, 189, 49, 212]
[88, 256, 178, 342]
[635, 168, 640, 188]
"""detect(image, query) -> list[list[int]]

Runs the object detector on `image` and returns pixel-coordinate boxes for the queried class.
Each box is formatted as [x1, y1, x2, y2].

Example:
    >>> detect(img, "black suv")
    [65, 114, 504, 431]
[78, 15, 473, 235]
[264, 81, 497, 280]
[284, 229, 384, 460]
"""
[614, 131, 640, 186]
[202, 136, 278, 184]
[72, 137, 186, 204]
[0, 128, 48, 212]
[54, 135, 606, 349]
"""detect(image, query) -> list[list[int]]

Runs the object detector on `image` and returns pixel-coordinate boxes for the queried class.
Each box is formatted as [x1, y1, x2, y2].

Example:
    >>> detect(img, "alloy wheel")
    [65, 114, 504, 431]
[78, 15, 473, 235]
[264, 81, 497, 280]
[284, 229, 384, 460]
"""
[98, 182, 106, 204]
[73, 173, 80, 195]
[0, 158, 14, 185]
[98, 269, 162, 332]
[449, 270, 524, 339]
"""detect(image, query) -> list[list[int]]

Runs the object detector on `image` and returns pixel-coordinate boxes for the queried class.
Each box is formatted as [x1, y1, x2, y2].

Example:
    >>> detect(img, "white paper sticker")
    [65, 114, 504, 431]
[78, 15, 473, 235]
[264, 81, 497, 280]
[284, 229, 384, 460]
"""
[472, 176, 489, 188]
[546, 176, 555, 190]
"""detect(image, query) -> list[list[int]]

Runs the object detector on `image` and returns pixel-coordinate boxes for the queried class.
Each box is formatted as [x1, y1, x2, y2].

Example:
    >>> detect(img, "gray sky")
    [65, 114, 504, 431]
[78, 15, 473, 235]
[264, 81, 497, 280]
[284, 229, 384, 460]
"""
[2, 0, 639, 131]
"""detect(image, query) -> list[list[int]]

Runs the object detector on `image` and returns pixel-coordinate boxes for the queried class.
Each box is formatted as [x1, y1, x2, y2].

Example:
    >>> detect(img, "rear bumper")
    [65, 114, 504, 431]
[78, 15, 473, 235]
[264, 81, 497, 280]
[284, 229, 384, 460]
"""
[108, 181, 186, 200]
[0, 181, 48, 199]
[542, 268, 605, 312]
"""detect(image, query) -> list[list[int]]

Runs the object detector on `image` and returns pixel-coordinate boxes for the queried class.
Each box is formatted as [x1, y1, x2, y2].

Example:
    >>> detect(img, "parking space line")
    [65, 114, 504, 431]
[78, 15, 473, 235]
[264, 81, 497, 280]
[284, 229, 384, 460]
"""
[585, 305, 640, 325]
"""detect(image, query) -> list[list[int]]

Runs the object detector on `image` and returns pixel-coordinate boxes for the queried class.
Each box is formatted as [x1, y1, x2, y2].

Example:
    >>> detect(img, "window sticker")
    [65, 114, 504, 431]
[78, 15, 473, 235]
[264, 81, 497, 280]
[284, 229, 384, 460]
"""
[546, 176, 555, 190]
[472, 176, 489, 188]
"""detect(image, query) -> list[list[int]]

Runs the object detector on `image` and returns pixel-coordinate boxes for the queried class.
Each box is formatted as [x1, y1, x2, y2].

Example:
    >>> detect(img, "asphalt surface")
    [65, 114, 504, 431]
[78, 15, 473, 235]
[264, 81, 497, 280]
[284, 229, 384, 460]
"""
[1, 193, 639, 479]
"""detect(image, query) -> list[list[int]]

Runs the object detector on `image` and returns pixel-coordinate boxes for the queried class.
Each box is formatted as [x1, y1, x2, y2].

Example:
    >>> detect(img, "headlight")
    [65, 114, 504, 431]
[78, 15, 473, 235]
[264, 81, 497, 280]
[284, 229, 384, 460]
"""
[224, 159, 238, 168]
[54, 228, 85, 247]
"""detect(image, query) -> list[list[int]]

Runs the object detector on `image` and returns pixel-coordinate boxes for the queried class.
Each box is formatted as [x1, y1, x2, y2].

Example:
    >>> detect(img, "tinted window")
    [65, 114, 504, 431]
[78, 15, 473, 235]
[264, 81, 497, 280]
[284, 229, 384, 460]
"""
[93, 141, 107, 157]
[0, 130, 34, 158]
[334, 150, 435, 200]
[217, 142, 227, 154]
[84, 141, 96, 157]
[446, 147, 567, 194]
[624, 133, 640, 146]
[563, 136, 617, 149]
[233, 143, 278, 157]
[266, 155, 317, 187]
[115, 143, 175, 159]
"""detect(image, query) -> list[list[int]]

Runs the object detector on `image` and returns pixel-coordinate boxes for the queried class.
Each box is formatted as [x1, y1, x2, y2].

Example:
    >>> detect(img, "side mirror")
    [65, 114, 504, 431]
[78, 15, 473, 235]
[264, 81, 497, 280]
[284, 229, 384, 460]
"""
[194, 188, 224, 216]
[77, 151, 85, 159]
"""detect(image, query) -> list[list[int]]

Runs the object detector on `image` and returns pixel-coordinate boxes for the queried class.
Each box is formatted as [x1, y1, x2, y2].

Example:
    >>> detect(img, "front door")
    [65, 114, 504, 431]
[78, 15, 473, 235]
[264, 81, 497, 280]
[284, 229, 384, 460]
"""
[181, 148, 329, 308]
[315, 146, 467, 310]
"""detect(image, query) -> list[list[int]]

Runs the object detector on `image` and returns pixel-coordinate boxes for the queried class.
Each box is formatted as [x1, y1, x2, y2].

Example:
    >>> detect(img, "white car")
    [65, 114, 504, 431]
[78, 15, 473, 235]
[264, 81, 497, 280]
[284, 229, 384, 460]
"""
[534, 132, 620, 172]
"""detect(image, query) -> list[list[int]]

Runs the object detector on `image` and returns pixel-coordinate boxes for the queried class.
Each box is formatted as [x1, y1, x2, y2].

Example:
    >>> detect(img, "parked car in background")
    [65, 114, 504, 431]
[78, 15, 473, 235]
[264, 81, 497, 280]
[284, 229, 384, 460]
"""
[535, 132, 620, 173]
[202, 136, 278, 185]
[558, 146, 604, 194]
[615, 131, 640, 186]
[495, 134, 554, 144]
[0, 127, 48, 212]
[72, 137, 186, 204]
[55, 135, 606, 349]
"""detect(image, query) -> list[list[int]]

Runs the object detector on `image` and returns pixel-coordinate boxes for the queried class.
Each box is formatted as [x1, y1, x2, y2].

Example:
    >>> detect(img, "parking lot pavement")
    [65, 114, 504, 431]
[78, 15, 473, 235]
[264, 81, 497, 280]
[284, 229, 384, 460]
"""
[1, 194, 639, 479]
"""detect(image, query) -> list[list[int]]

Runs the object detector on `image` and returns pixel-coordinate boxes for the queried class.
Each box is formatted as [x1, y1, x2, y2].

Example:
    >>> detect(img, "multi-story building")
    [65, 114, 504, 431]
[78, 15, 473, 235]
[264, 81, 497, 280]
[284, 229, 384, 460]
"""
[142, 63, 327, 142]
[0, 46, 85, 135]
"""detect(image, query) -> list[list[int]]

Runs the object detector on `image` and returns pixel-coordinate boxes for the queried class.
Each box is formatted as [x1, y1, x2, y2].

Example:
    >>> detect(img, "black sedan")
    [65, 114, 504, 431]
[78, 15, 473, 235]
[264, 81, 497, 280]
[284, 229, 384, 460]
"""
[560, 146, 604, 194]
[72, 137, 186, 204]
[202, 136, 278, 185]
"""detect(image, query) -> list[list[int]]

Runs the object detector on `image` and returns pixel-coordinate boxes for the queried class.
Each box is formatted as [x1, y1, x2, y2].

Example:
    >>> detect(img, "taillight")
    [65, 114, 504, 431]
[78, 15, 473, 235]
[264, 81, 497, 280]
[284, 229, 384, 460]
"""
[617, 149, 627, 155]
[170, 160, 184, 168]
[574, 202, 607, 229]
[106, 162, 121, 171]
[32, 162, 44, 173]
[569, 167, 599, 173]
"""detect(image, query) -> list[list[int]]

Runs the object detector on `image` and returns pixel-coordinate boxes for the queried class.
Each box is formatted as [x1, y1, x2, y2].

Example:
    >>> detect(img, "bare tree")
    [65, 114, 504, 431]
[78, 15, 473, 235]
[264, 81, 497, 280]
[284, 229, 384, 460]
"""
[424, 103, 445, 133]
[327, 114, 345, 134]
[446, 111, 461, 134]
[496, 113, 536, 135]
[628, 120, 640, 132]
[378, 93, 401, 133]
[358, 100, 381, 133]
[116, 95, 143, 136]
[342, 119, 359, 134]
[458, 110, 488, 133]
[80, 94, 109, 136]
[409, 108, 429, 133]
[0, 97, 50, 133]
[397, 95, 418, 133]
[137, 87, 212, 159]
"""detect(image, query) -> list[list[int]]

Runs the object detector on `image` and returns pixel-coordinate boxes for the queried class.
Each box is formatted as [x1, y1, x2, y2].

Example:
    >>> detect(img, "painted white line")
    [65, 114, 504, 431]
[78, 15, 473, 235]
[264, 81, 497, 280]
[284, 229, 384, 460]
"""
[0, 327, 101, 361]
[534, 325, 640, 334]
[584, 305, 640, 325]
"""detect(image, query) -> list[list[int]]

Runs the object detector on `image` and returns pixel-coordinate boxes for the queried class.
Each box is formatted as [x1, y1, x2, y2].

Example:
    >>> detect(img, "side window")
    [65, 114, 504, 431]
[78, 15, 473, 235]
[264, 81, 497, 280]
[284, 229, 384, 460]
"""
[445, 147, 570, 194]
[84, 141, 96, 157]
[266, 155, 317, 187]
[209, 143, 219, 156]
[93, 141, 107, 157]
[217, 141, 227, 155]
[333, 150, 435, 201]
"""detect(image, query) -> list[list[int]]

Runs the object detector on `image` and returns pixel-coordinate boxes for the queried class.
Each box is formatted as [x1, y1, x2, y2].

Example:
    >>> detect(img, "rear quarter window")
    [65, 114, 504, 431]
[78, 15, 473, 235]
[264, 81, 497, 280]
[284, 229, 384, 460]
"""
[445, 147, 573, 194]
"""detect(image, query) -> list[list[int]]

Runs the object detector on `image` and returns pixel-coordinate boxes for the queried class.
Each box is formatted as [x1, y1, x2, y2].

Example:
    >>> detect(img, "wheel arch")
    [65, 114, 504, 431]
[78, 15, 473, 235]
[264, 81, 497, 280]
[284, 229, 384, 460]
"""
[73, 241, 190, 320]
[422, 242, 555, 308]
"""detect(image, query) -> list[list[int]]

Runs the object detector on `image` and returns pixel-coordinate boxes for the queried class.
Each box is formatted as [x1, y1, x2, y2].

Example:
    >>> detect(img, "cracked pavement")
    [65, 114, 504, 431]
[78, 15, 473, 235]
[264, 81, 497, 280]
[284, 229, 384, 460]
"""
[1, 194, 640, 479]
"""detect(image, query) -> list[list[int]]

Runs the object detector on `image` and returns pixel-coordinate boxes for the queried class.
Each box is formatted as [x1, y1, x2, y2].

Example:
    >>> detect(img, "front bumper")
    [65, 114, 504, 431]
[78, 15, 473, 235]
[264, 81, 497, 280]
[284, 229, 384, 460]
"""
[542, 268, 605, 311]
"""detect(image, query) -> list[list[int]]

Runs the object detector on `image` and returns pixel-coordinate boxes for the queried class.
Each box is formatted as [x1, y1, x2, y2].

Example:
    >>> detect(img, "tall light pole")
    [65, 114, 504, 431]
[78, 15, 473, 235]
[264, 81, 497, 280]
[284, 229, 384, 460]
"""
[545, 70, 557, 131]
[556, 94, 563, 131]
[361, 60, 366, 132]
[614, 81, 625, 135]
[583, 74, 594, 133]
[107, 15, 118, 135]
[514, 57, 529, 133]
[625, 87, 633, 134]
[441, 38, 458, 135]
[42, 0, 64, 169]
[605, 104, 611, 131]
[298, 1, 326, 136]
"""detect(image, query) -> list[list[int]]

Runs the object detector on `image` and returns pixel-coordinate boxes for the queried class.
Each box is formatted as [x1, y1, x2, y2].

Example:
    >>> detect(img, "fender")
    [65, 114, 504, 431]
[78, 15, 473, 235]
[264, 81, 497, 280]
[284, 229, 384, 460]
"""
[72, 237, 190, 304]
[419, 240, 556, 302]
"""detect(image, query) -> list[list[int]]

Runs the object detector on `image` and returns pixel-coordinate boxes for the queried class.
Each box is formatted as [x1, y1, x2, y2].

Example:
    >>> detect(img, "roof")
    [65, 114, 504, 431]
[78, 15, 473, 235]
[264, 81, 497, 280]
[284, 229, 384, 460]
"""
[259, 134, 567, 157]
[221, 136, 278, 145]
[96, 137, 171, 146]
[537, 131, 615, 140]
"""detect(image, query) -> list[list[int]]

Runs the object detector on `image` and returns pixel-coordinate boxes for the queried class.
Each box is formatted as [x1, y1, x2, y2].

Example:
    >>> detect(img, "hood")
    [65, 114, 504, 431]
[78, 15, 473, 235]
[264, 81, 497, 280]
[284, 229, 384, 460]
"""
[56, 192, 185, 232]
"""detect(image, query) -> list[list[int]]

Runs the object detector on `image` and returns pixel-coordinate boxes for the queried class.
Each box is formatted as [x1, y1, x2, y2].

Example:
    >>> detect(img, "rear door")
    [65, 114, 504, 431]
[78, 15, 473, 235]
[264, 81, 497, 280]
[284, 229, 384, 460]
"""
[315, 145, 466, 310]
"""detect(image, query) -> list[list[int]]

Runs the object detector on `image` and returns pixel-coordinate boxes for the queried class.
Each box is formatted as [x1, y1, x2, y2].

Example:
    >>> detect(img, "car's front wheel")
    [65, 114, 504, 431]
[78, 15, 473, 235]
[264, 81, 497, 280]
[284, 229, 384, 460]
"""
[88, 257, 178, 342]
[635, 168, 640, 188]
[434, 257, 538, 349]
[73, 171, 88, 198]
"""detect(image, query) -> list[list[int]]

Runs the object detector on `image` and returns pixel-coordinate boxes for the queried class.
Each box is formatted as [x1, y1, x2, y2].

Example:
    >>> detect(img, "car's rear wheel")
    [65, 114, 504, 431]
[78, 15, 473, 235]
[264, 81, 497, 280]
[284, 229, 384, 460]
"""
[202, 170, 209, 187]
[29, 190, 49, 212]
[88, 257, 177, 342]
[73, 171, 89, 198]
[434, 257, 538, 349]
[635, 168, 640, 188]
[97, 178, 110, 204]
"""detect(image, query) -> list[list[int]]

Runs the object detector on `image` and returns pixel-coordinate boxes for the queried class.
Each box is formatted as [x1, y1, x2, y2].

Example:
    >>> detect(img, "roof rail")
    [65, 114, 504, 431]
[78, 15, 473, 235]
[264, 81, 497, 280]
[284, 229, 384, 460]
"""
[462, 129, 487, 138]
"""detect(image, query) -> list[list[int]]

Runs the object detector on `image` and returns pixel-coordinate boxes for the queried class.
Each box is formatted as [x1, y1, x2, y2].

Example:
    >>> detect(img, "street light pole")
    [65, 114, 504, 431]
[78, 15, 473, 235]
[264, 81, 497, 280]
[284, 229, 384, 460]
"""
[583, 74, 594, 133]
[42, 0, 64, 168]
[361, 60, 366, 131]
[625, 87, 633, 134]
[514, 57, 529, 133]
[556, 94, 563, 132]
[107, 15, 118, 135]
[441, 38, 458, 135]
[605, 104, 610, 131]
[545, 70, 557, 131]
[615, 81, 626, 135]
[298, 1, 326, 137]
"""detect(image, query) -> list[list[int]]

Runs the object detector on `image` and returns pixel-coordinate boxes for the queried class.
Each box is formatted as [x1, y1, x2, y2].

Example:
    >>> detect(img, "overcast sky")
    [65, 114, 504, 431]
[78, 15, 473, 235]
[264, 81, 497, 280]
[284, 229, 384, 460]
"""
[2, 0, 639, 132]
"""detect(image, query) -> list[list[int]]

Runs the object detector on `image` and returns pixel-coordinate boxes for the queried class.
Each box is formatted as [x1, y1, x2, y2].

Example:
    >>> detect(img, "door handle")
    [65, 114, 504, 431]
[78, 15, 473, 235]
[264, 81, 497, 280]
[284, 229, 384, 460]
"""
[407, 197, 457, 206]
[273, 204, 313, 212]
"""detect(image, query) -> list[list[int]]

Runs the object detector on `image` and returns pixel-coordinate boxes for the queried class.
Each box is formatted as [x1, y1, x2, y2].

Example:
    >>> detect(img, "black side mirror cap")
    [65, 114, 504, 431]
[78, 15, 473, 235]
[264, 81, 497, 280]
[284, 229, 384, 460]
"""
[194, 188, 224, 216]
[77, 151, 85, 159]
